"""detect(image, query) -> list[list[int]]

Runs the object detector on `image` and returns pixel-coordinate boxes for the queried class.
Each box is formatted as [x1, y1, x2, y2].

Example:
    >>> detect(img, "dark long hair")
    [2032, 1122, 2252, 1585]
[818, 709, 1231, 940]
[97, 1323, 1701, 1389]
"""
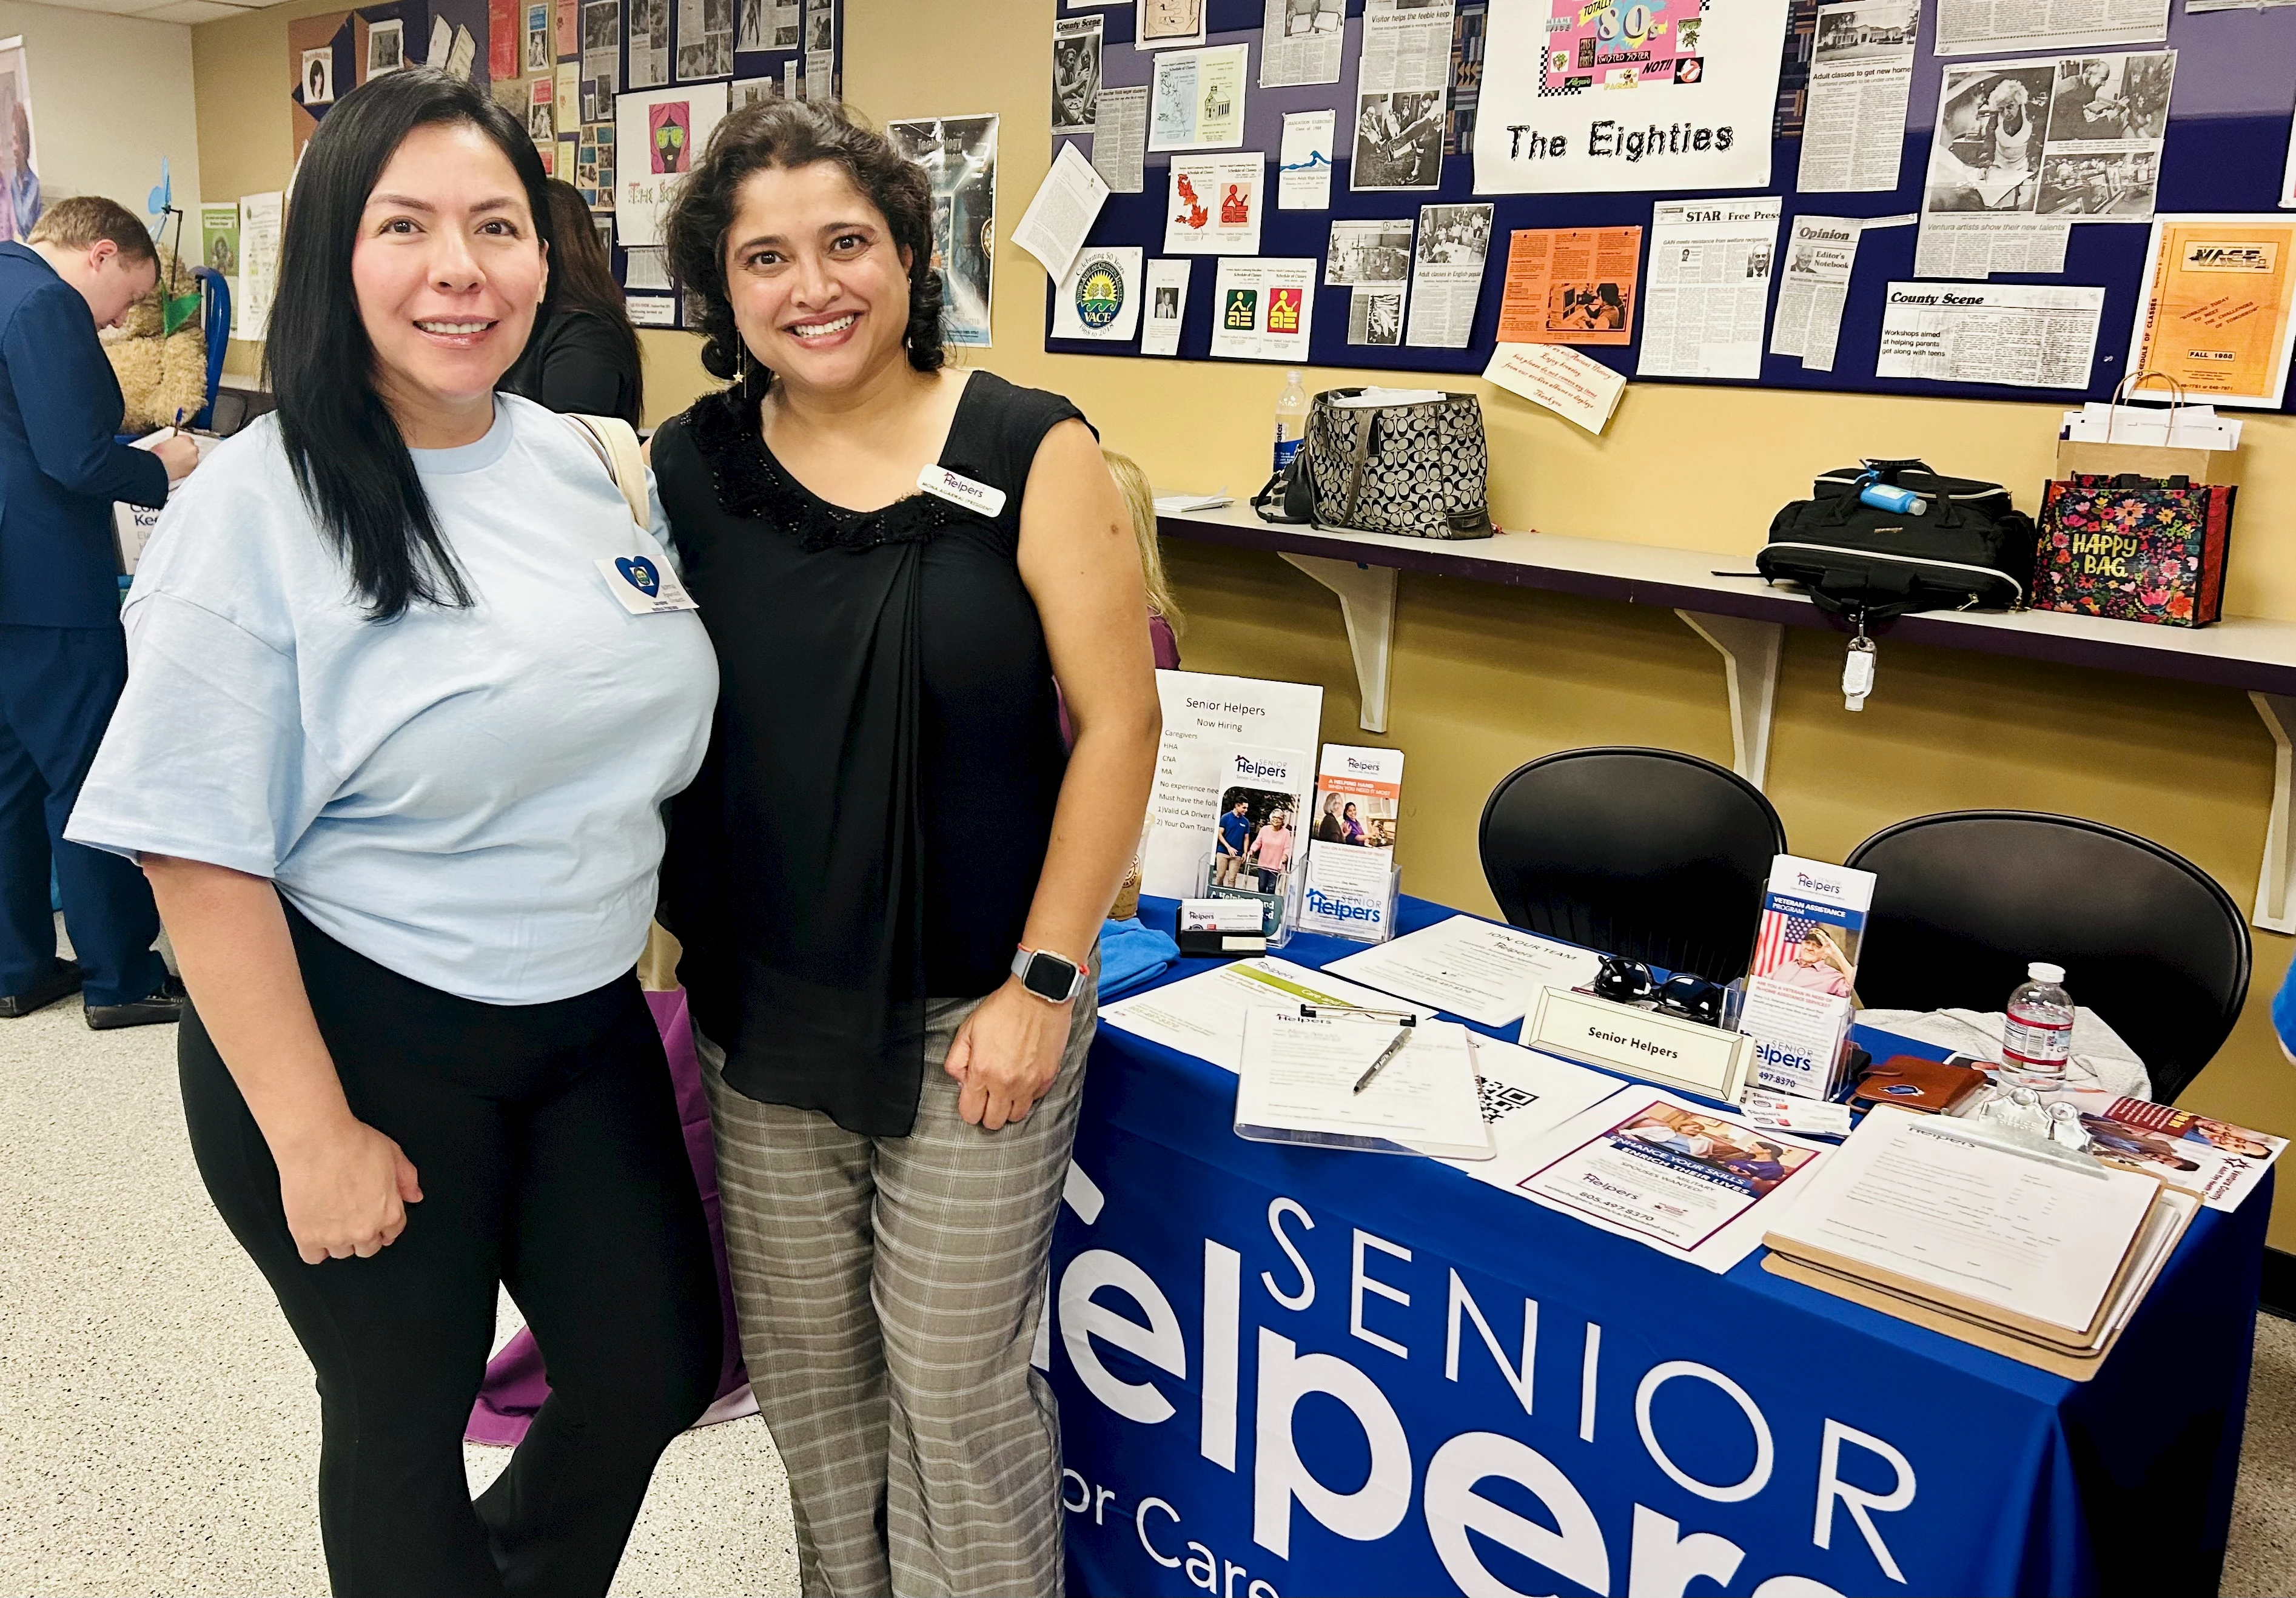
[540, 178, 644, 422]
[266, 68, 556, 620]
[663, 98, 944, 391]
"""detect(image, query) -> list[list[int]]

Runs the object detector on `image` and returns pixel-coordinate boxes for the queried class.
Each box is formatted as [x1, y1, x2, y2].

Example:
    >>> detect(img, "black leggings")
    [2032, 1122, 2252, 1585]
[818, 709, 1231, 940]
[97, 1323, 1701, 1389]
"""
[178, 904, 721, 1598]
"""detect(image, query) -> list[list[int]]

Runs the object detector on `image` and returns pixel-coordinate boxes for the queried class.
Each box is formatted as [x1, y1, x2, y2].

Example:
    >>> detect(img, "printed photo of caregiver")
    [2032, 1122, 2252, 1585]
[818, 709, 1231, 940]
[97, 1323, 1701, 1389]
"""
[651, 97, 1159, 1596]
[67, 69, 725, 1596]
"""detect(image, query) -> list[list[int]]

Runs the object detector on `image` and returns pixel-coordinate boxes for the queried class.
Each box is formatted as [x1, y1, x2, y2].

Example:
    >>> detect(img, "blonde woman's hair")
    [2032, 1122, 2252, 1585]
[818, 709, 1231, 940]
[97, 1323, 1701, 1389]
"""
[1102, 448, 1183, 637]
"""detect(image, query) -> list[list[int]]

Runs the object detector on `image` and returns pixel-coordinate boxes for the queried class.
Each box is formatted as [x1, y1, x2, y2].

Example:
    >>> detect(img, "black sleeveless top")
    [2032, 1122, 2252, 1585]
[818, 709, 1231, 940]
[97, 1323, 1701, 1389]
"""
[654, 371, 1084, 1136]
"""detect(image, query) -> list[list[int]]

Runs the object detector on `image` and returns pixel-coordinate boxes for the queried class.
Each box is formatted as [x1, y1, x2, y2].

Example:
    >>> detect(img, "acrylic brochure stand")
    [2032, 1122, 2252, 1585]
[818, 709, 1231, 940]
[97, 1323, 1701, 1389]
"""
[1198, 849, 1309, 948]
[1297, 859, 1404, 946]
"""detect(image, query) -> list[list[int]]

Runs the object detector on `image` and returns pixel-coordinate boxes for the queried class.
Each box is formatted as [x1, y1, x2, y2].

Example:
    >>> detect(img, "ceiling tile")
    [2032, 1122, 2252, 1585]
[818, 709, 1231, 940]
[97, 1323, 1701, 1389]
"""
[136, 0, 256, 18]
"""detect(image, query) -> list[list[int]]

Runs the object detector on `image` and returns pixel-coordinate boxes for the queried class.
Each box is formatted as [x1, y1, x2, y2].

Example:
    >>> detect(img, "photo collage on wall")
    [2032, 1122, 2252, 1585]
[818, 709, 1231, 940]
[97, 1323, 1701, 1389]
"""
[1018, 0, 2296, 417]
[287, 0, 840, 320]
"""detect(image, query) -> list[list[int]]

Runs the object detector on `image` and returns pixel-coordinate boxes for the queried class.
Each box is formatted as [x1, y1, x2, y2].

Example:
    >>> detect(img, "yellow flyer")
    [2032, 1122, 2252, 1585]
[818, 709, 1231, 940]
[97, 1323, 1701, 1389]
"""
[2129, 215, 2296, 408]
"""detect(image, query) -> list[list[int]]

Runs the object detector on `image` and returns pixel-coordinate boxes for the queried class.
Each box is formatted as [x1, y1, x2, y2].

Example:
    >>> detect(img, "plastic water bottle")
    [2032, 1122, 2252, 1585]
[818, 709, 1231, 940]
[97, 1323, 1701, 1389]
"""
[2002, 962, 2075, 1089]
[1273, 371, 1307, 474]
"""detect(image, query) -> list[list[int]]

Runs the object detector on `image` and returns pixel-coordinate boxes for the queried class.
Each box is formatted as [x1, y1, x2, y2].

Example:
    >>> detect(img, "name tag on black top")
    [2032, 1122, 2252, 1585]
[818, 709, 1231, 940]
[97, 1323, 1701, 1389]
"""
[596, 556, 701, 615]
[917, 465, 1008, 520]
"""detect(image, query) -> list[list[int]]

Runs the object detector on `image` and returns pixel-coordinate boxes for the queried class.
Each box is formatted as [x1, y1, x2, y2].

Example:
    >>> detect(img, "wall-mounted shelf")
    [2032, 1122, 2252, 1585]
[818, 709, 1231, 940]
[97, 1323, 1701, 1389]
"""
[1160, 503, 2296, 933]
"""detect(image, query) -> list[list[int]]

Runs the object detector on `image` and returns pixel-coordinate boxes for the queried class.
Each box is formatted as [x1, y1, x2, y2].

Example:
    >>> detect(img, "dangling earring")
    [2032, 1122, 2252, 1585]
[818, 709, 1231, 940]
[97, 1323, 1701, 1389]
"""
[738, 341, 755, 397]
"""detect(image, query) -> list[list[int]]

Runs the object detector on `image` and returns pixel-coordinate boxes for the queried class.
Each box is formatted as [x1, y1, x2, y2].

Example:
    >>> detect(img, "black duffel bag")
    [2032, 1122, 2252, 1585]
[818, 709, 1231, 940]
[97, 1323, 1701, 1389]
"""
[1757, 458, 2036, 623]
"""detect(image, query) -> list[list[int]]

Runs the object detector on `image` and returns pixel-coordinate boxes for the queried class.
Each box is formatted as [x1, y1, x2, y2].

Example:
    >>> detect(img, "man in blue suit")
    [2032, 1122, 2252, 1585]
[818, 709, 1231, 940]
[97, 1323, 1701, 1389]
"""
[0, 195, 201, 1027]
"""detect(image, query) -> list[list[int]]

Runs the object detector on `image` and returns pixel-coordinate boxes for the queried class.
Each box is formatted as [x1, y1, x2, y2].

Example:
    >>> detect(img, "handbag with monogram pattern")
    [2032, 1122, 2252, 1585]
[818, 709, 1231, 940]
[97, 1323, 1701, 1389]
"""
[1252, 387, 1493, 539]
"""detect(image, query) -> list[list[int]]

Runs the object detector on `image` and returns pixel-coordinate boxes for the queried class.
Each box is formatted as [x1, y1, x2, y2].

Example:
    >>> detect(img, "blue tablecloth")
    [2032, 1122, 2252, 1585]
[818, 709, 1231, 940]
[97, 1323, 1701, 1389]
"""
[1049, 896, 2264, 1598]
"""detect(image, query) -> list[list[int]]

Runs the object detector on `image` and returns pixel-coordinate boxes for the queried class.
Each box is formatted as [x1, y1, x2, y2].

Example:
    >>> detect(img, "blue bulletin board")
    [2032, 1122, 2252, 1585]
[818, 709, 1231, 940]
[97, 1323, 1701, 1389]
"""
[1046, 0, 2296, 410]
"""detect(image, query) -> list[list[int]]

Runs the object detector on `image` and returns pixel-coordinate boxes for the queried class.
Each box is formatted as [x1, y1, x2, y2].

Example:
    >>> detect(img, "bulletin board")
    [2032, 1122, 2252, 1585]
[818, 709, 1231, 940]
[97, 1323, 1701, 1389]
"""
[286, 0, 844, 309]
[1046, 0, 2296, 410]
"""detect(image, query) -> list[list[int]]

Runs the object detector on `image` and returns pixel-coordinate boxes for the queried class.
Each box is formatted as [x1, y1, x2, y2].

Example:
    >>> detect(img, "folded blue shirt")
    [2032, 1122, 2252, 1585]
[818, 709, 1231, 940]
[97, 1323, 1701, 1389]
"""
[1098, 917, 1180, 999]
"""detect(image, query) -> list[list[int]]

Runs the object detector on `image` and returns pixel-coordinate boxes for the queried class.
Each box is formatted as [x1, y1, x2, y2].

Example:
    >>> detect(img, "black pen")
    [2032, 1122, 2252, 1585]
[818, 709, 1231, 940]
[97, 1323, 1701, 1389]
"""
[1352, 1021, 1415, 1095]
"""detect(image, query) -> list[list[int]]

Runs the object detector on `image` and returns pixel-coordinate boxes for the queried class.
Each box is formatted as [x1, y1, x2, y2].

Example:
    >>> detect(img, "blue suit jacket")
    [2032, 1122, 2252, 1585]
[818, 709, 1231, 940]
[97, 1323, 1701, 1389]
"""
[0, 241, 170, 628]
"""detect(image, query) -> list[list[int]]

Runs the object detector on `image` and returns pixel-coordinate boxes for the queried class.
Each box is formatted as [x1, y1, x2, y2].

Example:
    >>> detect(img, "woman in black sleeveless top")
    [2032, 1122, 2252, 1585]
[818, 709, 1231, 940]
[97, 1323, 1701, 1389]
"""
[651, 101, 1159, 1597]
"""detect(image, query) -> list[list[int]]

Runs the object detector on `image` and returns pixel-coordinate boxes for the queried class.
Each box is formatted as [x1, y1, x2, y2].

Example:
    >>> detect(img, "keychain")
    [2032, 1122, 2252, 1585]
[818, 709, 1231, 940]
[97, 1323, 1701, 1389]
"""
[1842, 613, 1877, 712]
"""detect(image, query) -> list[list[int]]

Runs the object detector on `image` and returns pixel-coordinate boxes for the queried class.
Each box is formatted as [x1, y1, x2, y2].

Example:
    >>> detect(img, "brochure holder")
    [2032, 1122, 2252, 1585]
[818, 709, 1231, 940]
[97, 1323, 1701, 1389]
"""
[1197, 849, 1308, 947]
[1296, 861, 1405, 945]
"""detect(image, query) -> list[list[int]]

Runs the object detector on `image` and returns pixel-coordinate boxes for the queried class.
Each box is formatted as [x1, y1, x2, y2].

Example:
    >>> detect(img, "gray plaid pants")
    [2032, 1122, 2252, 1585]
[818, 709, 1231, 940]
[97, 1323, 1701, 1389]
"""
[697, 989, 1095, 1598]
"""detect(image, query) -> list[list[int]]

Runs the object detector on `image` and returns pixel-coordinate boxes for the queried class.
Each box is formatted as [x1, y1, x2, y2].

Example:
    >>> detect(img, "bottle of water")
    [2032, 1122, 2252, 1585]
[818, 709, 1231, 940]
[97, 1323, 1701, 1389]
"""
[2002, 962, 2075, 1090]
[1272, 371, 1307, 474]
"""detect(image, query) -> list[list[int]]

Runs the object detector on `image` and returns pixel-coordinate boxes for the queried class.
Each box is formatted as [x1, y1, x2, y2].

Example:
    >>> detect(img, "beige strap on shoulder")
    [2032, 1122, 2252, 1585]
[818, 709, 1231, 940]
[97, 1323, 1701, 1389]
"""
[565, 413, 650, 527]
[566, 412, 684, 991]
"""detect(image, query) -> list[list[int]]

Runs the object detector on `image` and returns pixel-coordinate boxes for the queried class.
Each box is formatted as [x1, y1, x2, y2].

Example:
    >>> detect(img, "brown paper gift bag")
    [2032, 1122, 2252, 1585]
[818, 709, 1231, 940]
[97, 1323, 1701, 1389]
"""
[2054, 373, 2240, 488]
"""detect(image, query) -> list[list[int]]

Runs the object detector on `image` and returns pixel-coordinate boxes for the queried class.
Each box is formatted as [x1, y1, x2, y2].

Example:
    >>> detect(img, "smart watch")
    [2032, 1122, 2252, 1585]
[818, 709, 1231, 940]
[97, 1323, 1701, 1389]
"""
[1011, 946, 1088, 1005]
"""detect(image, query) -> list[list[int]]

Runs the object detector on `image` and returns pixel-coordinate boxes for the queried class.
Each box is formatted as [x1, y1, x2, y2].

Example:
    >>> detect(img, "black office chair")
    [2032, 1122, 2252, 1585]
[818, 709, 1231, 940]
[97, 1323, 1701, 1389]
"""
[1478, 747, 1786, 983]
[1844, 811, 2250, 1103]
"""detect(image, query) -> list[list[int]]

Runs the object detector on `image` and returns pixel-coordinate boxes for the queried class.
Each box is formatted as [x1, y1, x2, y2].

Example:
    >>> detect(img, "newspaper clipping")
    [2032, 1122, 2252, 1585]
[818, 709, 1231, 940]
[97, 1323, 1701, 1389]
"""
[1053, 15, 1102, 135]
[627, 0, 668, 88]
[1798, 0, 1916, 193]
[1349, 286, 1405, 345]
[1877, 281, 2104, 388]
[804, 0, 834, 95]
[1091, 86, 1148, 193]
[1406, 202, 1492, 347]
[582, 0, 620, 123]
[736, 0, 797, 49]
[1935, 0, 2167, 57]
[1637, 198, 1782, 380]
[1261, 0, 1344, 87]
[1770, 215, 1864, 370]
[676, 0, 731, 82]
[1326, 218, 1414, 284]
[1919, 50, 2173, 275]
[1494, 226, 1640, 345]
[1352, 0, 1452, 192]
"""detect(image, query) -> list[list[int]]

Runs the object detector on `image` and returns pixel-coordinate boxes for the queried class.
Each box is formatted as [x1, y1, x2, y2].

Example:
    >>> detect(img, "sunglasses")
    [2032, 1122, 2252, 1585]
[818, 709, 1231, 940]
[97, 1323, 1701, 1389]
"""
[1591, 956, 1725, 1027]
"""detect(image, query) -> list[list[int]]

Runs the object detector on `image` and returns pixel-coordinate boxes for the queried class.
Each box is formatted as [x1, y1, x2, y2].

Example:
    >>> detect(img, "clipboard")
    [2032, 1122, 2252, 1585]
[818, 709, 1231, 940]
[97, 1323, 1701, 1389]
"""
[1763, 1185, 2197, 1380]
[1234, 1005, 1496, 1160]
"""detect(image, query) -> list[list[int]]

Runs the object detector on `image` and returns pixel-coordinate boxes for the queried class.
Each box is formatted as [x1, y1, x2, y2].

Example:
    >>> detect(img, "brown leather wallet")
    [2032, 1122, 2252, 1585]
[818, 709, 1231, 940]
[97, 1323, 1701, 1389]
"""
[1850, 1054, 1990, 1116]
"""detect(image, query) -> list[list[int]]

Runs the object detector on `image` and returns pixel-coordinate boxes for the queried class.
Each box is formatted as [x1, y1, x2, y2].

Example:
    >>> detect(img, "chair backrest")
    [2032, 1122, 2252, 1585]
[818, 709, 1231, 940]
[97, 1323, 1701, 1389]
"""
[1844, 811, 2249, 1103]
[1478, 747, 1787, 982]
[190, 266, 230, 431]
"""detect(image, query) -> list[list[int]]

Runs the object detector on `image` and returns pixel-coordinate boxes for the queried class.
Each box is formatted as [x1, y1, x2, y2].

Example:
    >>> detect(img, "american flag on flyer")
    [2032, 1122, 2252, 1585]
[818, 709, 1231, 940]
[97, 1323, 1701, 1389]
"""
[1751, 905, 1819, 979]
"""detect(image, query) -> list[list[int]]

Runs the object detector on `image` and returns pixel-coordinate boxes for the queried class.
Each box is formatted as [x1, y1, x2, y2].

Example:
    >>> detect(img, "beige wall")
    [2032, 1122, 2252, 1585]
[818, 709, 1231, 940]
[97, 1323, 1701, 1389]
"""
[7, 1, 201, 223]
[192, 0, 2296, 1244]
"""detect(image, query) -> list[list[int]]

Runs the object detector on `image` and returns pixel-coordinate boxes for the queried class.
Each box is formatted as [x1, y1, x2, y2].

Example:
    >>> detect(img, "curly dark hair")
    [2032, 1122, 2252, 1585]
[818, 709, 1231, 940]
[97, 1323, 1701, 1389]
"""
[663, 98, 946, 389]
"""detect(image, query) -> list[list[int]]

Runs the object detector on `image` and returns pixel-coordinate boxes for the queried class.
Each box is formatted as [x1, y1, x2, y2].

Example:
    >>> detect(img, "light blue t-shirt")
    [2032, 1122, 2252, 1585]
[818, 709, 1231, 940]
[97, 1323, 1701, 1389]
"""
[68, 395, 720, 1005]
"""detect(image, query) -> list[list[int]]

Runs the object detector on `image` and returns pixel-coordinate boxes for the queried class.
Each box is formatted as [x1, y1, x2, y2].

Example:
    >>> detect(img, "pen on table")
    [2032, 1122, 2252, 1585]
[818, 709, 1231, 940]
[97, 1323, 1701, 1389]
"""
[1352, 1019, 1415, 1095]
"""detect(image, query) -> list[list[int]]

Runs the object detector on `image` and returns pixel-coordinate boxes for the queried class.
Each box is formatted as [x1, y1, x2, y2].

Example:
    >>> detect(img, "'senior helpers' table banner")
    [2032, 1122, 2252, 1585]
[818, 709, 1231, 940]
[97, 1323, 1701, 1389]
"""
[1041, 913, 2259, 1598]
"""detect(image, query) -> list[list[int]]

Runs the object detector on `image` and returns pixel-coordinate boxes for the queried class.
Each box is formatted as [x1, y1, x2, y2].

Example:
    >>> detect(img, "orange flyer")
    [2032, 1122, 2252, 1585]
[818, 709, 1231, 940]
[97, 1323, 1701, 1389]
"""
[2131, 217, 2296, 408]
[1495, 226, 1643, 346]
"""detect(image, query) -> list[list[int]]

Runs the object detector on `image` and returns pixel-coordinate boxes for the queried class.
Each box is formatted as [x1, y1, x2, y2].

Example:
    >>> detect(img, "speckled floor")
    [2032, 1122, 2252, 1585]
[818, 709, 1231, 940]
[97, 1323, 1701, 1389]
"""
[2, 921, 2292, 1597]
[0, 921, 797, 1598]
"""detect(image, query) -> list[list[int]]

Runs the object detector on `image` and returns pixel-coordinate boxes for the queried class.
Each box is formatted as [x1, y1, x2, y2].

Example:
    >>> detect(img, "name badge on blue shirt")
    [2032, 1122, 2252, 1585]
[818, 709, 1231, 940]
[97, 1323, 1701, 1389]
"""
[596, 556, 701, 616]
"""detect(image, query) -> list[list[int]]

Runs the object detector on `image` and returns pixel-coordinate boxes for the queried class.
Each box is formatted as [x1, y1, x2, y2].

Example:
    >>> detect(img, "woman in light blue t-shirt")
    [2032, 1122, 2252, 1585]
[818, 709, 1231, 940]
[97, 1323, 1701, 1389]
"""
[67, 72, 722, 1597]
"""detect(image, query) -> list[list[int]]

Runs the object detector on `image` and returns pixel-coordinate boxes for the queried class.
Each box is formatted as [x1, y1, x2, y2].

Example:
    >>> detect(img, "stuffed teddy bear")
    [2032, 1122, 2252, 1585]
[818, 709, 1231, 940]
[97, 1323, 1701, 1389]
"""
[101, 243, 209, 435]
